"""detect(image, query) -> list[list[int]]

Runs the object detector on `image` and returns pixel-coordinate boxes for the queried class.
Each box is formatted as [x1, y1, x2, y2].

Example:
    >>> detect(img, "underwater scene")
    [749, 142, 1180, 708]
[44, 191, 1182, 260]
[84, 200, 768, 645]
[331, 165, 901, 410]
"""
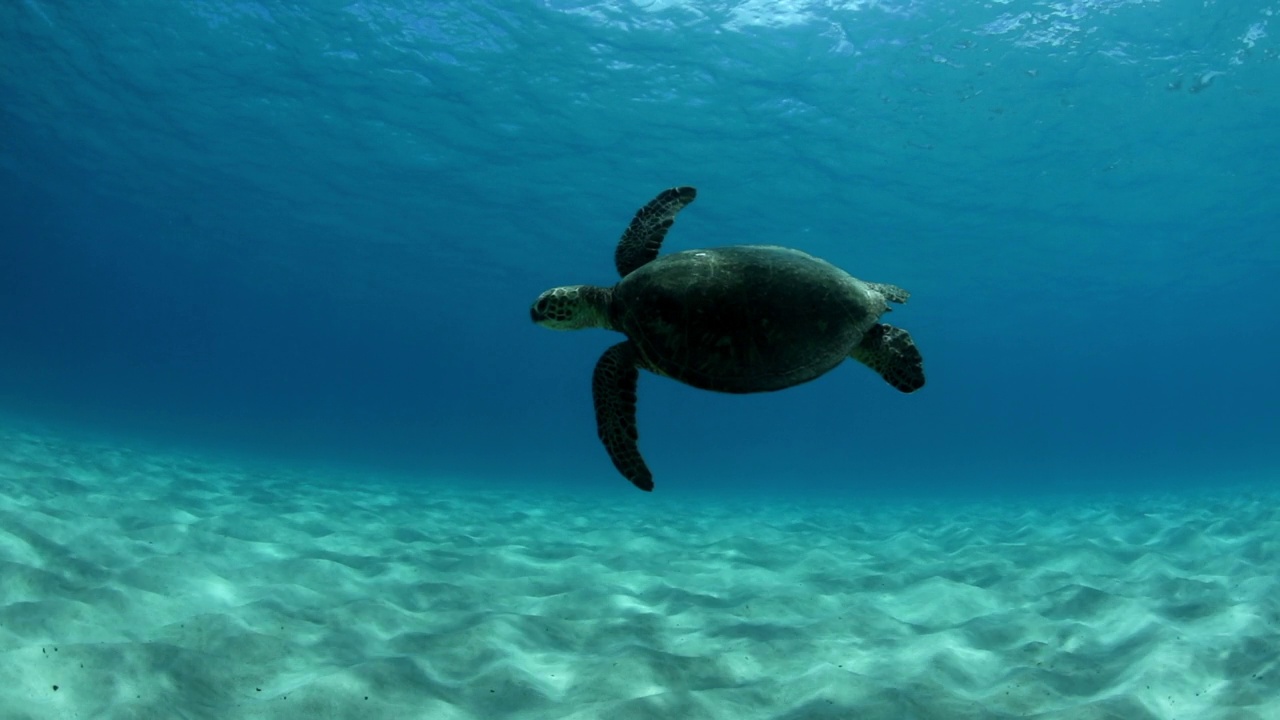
[2, 1, 1278, 718]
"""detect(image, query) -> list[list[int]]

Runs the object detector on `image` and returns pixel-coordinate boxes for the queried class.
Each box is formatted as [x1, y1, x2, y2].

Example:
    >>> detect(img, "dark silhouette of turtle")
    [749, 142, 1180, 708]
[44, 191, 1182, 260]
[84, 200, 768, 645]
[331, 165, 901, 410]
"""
[531, 186, 924, 491]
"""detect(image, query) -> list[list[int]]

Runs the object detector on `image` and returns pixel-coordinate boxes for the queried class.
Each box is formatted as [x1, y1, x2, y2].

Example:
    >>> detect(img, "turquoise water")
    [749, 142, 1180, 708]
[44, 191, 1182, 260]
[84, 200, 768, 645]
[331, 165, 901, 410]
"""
[1, 0, 1277, 499]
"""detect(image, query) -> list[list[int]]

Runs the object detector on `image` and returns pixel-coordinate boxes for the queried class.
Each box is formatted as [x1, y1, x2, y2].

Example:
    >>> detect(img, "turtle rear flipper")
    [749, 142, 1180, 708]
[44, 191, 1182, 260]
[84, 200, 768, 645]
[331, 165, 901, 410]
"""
[866, 282, 910, 304]
[851, 324, 925, 393]
[614, 186, 697, 277]
[593, 341, 654, 491]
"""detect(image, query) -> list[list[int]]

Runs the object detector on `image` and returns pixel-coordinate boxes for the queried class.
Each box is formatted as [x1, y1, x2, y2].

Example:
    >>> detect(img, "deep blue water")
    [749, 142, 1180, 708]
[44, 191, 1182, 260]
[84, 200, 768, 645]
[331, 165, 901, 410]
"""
[2, 0, 1277, 499]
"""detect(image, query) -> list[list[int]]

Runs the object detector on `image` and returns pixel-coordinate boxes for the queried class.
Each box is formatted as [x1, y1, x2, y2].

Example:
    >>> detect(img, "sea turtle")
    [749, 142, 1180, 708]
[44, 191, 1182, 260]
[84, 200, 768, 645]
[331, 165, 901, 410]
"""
[531, 186, 925, 491]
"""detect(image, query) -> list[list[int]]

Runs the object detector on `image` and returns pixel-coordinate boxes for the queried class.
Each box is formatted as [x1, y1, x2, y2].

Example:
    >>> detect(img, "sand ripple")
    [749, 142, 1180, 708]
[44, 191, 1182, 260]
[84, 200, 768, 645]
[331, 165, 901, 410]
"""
[1, 431, 1277, 719]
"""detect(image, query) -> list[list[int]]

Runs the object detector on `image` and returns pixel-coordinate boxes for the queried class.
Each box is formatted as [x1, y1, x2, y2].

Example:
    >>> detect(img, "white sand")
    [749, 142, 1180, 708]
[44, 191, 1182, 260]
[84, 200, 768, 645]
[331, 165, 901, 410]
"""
[1, 429, 1277, 719]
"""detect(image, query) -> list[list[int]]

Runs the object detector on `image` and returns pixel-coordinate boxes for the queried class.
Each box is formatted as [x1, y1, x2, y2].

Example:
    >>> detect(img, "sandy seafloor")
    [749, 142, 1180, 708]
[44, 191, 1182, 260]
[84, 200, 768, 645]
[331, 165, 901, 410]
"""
[0, 428, 1277, 720]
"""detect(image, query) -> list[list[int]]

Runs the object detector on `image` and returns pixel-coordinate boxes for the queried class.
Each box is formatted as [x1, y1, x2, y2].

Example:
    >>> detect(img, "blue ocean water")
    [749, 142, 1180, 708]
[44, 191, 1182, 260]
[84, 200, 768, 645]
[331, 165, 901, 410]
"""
[1, 0, 1277, 500]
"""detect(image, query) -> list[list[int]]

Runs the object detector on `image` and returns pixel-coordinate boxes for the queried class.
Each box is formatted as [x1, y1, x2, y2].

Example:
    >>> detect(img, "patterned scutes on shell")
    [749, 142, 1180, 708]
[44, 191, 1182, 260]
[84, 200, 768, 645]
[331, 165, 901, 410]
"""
[611, 245, 885, 394]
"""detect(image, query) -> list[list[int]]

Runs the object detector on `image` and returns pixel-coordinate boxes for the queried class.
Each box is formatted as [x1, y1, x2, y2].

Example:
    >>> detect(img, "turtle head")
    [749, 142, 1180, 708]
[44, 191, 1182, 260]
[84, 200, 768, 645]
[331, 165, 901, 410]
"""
[531, 285, 615, 331]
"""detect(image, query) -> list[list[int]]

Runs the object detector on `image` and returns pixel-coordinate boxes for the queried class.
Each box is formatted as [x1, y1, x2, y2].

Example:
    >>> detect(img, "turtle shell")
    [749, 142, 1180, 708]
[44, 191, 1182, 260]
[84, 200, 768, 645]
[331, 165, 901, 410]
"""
[611, 245, 886, 393]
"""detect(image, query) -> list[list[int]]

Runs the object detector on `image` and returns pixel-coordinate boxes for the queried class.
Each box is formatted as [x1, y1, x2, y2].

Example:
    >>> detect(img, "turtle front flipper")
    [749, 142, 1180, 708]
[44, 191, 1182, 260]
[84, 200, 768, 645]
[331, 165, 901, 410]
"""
[593, 341, 654, 491]
[614, 186, 697, 277]
[851, 323, 925, 393]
